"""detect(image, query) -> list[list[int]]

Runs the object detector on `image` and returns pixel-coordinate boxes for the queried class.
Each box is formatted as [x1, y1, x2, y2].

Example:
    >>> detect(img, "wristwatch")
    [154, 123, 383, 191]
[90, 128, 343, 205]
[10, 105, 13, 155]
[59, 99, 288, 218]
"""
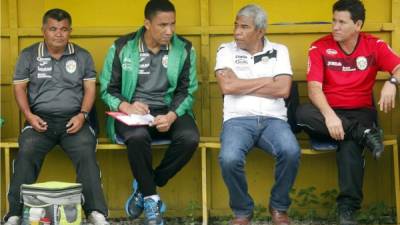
[80, 111, 89, 120]
[388, 76, 399, 85]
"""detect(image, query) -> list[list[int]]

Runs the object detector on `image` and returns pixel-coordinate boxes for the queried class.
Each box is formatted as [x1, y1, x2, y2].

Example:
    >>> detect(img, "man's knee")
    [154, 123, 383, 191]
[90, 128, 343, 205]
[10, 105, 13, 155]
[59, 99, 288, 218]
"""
[180, 130, 199, 149]
[123, 128, 151, 144]
[76, 147, 97, 163]
[72, 132, 96, 148]
[18, 134, 43, 161]
[124, 132, 151, 155]
[219, 148, 245, 172]
[296, 103, 314, 123]
[280, 145, 301, 163]
[16, 145, 37, 161]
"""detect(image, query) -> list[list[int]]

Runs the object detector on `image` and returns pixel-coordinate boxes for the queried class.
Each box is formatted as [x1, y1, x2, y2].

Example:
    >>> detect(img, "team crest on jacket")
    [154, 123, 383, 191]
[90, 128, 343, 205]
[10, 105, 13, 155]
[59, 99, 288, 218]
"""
[356, 56, 368, 70]
[162, 55, 168, 68]
[122, 58, 133, 71]
[66, 60, 77, 74]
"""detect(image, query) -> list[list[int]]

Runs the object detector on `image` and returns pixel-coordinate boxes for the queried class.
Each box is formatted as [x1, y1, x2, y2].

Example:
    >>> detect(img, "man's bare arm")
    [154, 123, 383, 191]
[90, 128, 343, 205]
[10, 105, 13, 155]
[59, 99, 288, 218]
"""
[379, 65, 400, 112]
[66, 80, 96, 133]
[14, 82, 47, 132]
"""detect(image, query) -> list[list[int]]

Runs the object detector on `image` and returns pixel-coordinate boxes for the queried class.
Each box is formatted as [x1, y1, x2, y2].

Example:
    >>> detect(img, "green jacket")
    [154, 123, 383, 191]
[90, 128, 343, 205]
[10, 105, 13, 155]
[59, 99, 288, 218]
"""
[100, 27, 198, 143]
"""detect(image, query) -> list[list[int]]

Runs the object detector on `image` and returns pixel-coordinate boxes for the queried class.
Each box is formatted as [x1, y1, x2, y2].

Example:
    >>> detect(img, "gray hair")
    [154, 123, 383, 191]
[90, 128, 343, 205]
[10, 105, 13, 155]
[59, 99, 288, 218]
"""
[237, 4, 268, 30]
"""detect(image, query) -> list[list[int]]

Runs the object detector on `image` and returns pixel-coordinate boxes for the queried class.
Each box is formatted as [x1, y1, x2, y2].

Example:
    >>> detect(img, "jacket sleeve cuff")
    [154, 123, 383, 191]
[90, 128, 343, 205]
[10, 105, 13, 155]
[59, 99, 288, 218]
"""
[111, 99, 122, 112]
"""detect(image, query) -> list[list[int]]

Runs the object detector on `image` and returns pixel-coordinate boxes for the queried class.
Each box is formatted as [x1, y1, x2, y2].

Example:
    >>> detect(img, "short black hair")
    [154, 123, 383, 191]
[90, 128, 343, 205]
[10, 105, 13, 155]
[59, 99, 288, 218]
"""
[144, 0, 175, 20]
[333, 0, 365, 25]
[42, 8, 72, 26]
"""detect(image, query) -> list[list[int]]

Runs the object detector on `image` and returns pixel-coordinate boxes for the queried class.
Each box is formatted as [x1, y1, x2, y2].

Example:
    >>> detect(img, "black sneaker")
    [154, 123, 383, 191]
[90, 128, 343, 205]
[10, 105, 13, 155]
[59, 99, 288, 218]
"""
[362, 127, 384, 159]
[337, 208, 357, 225]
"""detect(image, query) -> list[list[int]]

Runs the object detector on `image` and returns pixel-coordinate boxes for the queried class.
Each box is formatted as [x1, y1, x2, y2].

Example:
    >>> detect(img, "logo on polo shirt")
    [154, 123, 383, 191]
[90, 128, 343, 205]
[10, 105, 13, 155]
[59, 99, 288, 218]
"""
[162, 55, 168, 68]
[356, 56, 368, 71]
[65, 60, 77, 74]
[140, 52, 149, 62]
[234, 55, 248, 64]
[327, 61, 342, 67]
[326, 49, 338, 55]
[36, 57, 51, 66]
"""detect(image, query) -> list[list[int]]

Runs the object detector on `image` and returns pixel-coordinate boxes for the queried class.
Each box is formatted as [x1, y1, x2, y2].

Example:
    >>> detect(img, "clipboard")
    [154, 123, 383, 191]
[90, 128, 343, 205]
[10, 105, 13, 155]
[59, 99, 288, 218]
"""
[106, 111, 154, 126]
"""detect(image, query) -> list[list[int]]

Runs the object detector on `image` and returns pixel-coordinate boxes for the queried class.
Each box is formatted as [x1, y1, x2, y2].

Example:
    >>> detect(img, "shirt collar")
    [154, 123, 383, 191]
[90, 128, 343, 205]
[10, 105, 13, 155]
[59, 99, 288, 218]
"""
[261, 37, 272, 52]
[139, 32, 169, 53]
[234, 37, 271, 55]
[38, 41, 75, 58]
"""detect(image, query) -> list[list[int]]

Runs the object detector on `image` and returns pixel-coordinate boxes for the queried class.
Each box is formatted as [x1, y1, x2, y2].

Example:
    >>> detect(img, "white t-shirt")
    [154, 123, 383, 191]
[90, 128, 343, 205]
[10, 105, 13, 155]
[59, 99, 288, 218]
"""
[215, 39, 293, 122]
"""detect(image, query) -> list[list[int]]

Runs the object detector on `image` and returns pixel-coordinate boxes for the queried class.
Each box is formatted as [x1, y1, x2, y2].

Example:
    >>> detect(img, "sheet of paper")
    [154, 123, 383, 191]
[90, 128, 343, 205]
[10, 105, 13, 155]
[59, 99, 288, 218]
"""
[106, 112, 154, 126]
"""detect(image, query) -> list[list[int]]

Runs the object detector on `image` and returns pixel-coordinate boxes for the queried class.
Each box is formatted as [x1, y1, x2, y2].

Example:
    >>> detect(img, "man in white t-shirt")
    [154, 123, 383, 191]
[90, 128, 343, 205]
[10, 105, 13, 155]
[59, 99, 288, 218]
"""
[215, 4, 300, 225]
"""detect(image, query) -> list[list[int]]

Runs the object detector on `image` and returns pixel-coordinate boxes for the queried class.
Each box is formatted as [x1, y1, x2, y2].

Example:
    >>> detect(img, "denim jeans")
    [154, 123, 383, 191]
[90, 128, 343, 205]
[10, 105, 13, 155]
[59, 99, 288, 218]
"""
[219, 116, 300, 217]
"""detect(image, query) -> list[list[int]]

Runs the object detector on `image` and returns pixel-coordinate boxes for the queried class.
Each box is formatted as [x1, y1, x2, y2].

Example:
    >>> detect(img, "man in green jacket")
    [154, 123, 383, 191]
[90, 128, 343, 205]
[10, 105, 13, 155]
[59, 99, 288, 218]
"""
[100, 1, 199, 224]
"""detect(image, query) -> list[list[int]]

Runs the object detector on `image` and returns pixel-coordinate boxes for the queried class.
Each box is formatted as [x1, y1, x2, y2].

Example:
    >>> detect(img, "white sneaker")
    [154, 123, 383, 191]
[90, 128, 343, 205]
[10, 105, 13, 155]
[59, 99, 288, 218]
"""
[4, 216, 20, 225]
[88, 211, 109, 225]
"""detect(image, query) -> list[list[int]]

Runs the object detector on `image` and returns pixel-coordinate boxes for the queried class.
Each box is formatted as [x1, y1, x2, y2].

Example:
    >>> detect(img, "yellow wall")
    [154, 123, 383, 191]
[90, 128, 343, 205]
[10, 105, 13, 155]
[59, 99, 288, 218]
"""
[1, 0, 399, 218]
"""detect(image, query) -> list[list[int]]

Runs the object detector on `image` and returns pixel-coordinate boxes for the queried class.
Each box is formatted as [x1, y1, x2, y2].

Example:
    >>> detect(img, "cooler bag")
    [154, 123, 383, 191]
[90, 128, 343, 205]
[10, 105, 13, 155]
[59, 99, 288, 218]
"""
[21, 181, 83, 225]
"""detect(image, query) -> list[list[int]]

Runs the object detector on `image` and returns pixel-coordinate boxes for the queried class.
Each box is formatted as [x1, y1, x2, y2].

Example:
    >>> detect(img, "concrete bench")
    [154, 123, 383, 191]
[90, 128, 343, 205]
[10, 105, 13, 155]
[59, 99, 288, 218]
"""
[1, 135, 399, 225]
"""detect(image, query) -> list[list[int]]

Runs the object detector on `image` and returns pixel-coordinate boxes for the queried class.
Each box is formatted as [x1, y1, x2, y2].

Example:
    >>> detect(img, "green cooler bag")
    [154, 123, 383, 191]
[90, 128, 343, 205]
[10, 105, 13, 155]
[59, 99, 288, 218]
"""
[21, 181, 83, 225]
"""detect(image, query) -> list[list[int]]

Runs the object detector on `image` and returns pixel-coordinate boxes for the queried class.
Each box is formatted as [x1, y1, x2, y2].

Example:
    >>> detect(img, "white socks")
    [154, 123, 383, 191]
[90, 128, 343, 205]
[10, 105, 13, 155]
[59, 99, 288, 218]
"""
[144, 194, 160, 202]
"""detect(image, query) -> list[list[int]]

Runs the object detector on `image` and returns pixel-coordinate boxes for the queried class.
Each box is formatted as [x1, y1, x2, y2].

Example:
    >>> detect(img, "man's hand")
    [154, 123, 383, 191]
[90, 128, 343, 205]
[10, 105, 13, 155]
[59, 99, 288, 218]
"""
[324, 112, 345, 141]
[26, 113, 47, 132]
[216, 68, 239, 93]
[119, 101, 150, 115]
[152, 111, 177, 132]
[378, 81, 397, 113]
[66, 113, 85, 134]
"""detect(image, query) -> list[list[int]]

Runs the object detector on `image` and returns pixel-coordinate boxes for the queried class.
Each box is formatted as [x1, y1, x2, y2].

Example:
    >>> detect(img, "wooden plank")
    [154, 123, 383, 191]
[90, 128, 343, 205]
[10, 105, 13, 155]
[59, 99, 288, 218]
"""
[201, 146, 208, 225]
[392, 142, 400, 225]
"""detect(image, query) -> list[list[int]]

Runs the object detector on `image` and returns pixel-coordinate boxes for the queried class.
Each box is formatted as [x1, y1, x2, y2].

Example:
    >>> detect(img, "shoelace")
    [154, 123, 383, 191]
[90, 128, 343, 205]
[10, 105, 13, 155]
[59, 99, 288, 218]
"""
[340, 209, 355, 220]
[134, 192, 144, 208]
[366, 130, 382, 146]
[144, 201, 160, 219]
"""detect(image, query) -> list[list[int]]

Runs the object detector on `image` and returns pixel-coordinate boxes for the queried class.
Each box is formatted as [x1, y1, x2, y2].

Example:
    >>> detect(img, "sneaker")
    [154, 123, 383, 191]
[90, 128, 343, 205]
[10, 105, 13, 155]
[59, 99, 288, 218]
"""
[362, 127, 384, 159]
[337, 208, 357, 225]
[125, 180, 166, 219]
[125, 180, 144, 218]
[88, 211, 109, 225]
[143, 198, 165, 225]
[4, 216, 20, 225]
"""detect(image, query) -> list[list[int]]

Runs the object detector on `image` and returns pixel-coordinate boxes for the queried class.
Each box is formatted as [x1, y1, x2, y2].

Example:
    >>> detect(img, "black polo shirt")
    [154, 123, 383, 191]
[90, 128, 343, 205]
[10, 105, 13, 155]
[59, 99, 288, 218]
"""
[13, 42, 96, 118]
[132, 36, 169, 108]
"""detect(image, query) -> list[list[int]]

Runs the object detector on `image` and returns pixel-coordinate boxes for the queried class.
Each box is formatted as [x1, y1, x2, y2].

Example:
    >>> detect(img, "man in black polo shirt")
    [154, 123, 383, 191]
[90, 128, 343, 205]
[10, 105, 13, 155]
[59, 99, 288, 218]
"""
[4, 8, 109, 225]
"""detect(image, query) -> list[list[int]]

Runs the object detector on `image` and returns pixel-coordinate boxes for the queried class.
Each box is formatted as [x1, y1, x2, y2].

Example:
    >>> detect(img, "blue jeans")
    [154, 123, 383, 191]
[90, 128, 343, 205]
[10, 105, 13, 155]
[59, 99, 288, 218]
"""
[219, 116, 300, 217]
